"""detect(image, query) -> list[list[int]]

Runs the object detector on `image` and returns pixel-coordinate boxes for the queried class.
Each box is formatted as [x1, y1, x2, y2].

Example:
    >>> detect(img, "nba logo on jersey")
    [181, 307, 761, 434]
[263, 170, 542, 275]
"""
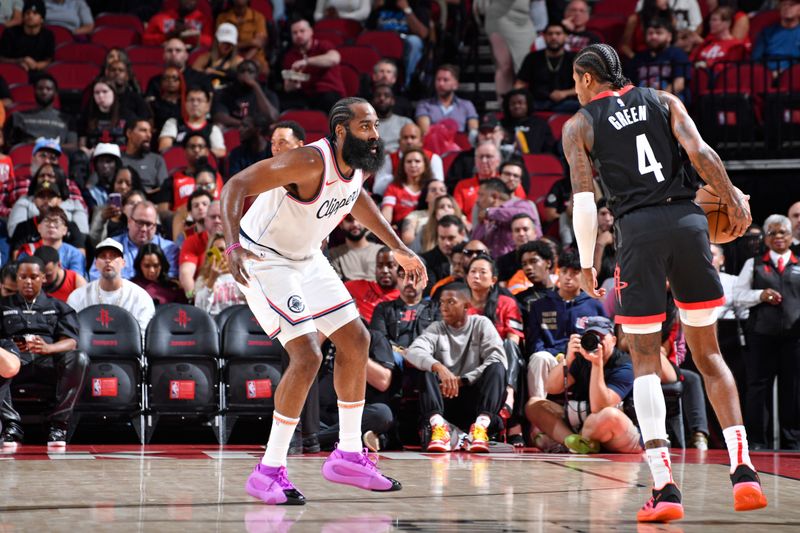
[617, 98, 625, 108]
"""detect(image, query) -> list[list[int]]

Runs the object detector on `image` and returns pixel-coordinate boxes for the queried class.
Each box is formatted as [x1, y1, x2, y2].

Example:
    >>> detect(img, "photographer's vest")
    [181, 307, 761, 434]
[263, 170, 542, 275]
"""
[747, 251, 800, 336]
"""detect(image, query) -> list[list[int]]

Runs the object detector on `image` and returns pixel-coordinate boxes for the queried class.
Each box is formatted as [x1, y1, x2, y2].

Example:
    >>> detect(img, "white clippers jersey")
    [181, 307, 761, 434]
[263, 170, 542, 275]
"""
[239, 137, 363, 261]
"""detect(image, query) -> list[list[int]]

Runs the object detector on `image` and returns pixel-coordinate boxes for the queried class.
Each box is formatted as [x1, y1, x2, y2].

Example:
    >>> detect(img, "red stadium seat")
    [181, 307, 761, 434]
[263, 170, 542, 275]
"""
[0, 64, 28, 86]
[547, 114, 570, 142]
[131, 64, 164, 88]
[304, 130, 328, 143]
[127, 46, 165, 64]
[315, 18, 363, 41]
[279, 110, 329, 134]
[356, 31, 404, 60]
[46, 62, 101, 91]
[46, 25, 74, 47]
[10, 84, 35, 104]
[92, 26, 141, 48]
[55, 42, 108, 65]
[339, 63, 360, 96]
[593, 0, 637, 16]
[749, 9, 780, 42]
[523, 154, 564, 202]
[223, 128, 240, 151]
[585, 15, 626, 46]
[163, 146, 189, 173]
[94, 13, 145, 34]
[337, 45, 382, 74]
[315, 28, 347, 48]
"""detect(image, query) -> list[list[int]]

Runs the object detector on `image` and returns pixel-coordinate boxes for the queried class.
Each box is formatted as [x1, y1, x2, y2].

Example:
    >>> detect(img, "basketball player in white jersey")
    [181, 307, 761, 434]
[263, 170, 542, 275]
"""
[221, 98, 427, 505]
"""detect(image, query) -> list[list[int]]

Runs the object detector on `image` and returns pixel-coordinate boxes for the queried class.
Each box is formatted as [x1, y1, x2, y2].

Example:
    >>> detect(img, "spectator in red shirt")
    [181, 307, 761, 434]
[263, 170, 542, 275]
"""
[690, 6, 747, 70]
[281, 16, 346, 112]
[34, 245, 86, 303]
[345, 247, 401, 324]
[453, 141, 525, 223]
[380, 148, 431, 228]
[143, 0, 213, 49]
[179, 199, 222, 298]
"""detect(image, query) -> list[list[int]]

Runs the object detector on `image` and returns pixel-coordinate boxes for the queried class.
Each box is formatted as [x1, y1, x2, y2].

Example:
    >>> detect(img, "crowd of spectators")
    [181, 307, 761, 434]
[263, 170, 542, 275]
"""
[0, 0, 797, 451]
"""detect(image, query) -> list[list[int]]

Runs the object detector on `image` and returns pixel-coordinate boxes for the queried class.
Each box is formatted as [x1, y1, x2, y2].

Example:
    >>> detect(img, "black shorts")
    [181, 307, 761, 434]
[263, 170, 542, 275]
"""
[613, 200, 724, 324]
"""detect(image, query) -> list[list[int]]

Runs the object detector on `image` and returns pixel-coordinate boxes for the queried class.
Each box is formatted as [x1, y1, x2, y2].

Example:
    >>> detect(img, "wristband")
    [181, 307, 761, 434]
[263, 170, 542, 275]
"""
[403, 6, 413, 15]
[224, 243, 241, 256]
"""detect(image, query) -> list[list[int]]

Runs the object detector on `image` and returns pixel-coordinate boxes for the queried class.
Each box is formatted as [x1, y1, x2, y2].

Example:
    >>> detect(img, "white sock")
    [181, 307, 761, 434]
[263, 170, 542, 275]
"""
[430, 413, 445, 427]
[475, 414, 491, 428]
[337, 399, 365, 452]
[723, 425, 755, 473]
[261, 412, 299, 467]
[645, 447, 675, 489]
[634, 374, 672, 488]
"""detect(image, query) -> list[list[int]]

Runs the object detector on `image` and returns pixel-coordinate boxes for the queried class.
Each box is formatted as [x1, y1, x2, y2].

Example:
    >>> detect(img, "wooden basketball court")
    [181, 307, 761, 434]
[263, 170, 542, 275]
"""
[1, 446, 799, 531]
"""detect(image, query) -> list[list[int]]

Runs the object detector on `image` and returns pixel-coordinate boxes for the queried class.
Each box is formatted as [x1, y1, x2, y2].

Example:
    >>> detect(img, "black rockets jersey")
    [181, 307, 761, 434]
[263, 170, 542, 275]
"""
[579, 85, 696, 218]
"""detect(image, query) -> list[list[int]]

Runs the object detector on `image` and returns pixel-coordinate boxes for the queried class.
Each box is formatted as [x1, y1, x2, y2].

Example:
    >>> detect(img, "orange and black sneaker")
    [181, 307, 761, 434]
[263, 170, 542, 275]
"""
[730, 464, 768, 512]
[636, 483, 684, 523]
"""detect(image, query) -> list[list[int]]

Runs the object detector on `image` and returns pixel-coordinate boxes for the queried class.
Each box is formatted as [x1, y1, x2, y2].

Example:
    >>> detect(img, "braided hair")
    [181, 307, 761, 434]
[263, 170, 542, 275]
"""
[573, 44, 630, 90]
[328, 97, 369, 135]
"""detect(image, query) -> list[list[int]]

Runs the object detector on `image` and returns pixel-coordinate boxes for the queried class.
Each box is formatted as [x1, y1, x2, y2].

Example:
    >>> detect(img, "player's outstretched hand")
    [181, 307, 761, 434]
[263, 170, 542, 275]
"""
[228, 247, 264, 287]
[394, 247, 428, 287]
[728, 191, 752, 238]
[580, 267, 606, 299]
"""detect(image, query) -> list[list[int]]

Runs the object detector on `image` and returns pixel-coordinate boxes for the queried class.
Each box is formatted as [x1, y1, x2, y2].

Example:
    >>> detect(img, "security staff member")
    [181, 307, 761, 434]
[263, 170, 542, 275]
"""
[0, 256, 87, 448]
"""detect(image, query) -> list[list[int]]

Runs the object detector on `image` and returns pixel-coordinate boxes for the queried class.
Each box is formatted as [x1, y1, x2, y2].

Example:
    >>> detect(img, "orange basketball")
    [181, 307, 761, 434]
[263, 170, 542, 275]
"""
[695, 184, 746, 244]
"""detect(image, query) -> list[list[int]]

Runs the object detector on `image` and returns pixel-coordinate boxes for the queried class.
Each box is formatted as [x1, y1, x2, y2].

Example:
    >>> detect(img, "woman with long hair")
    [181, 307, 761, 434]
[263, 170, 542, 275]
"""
[90, 167, 144, 243]
[132, 242, 187, 305]
[78, 77, 130, 154]
[194, 233, 247, 315]
[417, 194, 467, 253]
[381, 148, 432, 227]
[401, 179, 447, 250]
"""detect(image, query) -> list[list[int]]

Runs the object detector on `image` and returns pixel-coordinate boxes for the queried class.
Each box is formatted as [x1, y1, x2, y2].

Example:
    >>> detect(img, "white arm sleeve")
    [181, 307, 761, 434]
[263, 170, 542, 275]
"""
[572, 191, 598, 269]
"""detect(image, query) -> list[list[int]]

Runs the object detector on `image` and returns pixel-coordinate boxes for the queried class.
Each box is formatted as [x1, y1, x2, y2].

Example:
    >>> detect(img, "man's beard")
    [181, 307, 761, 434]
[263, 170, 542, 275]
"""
[101, 270, 119, 282]
[341, 129, 385, 174]
[35, 96, 53, 108]
[137, 141, 151, 155]
[546, 41, 564, 53]
[345, 227, 367, 241]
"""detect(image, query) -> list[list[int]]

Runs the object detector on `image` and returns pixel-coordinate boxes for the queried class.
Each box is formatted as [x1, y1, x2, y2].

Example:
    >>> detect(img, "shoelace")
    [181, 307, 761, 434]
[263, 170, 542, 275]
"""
[471, 425, 488, 442]
[354, 448, 380, 472]
[431, 425, 449, 442]
[273, 467, 295, 490]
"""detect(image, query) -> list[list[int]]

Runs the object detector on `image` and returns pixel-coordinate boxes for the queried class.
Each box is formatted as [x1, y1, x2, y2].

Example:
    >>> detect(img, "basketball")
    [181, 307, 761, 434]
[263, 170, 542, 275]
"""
[695, 184, 747, 244]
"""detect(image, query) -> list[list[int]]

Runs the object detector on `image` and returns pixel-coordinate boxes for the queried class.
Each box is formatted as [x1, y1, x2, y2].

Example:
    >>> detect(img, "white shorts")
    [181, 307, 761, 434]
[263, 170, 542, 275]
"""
[236, 243, 359, 346]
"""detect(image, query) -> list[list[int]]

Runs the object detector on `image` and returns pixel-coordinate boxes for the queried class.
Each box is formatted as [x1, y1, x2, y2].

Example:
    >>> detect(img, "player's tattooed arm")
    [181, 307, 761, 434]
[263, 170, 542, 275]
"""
[562, 111, 595, 194]
[660, 90, 752, 237]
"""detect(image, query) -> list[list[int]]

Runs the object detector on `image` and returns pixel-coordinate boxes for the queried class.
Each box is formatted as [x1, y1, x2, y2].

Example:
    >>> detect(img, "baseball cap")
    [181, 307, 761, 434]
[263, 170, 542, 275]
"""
[95, 238, 124, 256]
[92, 143, 121, 161]
[579, 316, 614, 337]
[479, 112, 500, 132]
[33, 137, 62, 155]
[216, 23, 238, 45]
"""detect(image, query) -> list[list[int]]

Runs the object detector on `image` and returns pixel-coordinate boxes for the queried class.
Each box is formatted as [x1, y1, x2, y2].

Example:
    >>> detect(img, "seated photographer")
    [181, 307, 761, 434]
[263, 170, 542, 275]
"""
[0, 256, 87, 447]
[525, 316, 642, 454]
[404, 282, 507, 453]
[526, 249, 606, 401]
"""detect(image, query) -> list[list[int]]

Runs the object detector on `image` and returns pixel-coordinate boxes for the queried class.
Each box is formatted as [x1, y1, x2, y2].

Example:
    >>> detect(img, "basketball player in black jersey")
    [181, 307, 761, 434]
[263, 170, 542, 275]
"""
[562, 44, 767, 522]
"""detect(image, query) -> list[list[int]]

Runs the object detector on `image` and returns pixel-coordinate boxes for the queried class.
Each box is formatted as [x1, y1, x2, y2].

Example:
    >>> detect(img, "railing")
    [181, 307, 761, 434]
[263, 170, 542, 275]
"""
[630, 58, 800, 160]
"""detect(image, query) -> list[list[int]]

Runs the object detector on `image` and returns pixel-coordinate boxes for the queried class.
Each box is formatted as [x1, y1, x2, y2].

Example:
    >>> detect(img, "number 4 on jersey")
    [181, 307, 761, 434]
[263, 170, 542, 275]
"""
[636, 134, 665, 182]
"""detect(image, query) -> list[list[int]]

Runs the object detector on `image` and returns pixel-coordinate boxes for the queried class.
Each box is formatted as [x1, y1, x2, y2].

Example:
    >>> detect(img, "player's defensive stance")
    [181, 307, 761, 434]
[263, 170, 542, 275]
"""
[221, 98, 427, 505]
[562, 44, 767, 522]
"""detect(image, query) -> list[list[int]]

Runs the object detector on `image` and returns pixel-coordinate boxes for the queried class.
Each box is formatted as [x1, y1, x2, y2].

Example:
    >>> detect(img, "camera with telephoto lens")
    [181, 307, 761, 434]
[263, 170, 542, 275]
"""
[580, 331, 602, 353]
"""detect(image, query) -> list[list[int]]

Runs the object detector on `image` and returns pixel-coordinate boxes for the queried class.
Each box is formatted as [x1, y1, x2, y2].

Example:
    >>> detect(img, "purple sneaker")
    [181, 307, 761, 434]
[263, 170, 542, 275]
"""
[321, 447, 402, 492]
[245, 463, 305, 505]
